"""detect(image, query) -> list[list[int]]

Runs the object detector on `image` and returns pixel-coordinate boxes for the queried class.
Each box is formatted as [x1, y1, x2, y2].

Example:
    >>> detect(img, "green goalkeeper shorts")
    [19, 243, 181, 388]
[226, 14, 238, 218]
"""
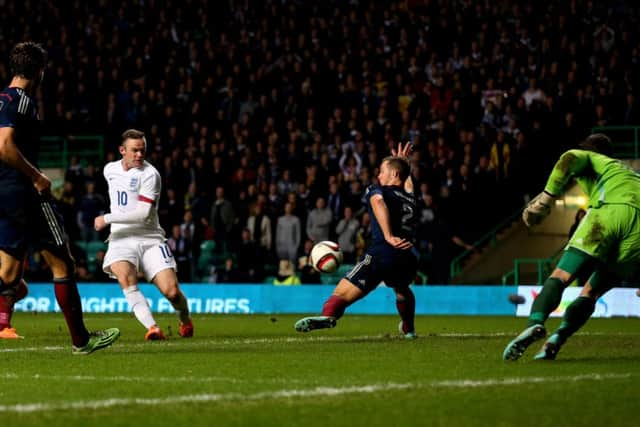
[567, 203, 640, 278]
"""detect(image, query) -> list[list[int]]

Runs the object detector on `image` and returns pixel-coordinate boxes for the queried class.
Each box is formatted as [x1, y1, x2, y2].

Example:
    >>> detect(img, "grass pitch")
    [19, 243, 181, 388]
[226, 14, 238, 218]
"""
[1, 313, 638, 427]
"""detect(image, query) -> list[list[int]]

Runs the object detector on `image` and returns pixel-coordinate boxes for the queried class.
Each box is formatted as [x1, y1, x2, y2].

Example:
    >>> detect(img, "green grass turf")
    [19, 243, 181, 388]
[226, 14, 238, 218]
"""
[0, 313, 638, 427]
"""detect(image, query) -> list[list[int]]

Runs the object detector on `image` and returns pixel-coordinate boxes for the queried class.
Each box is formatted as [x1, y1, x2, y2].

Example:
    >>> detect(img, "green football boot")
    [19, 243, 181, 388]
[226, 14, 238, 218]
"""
[502, 325, 546, 361]
[72, 328, 121, 355]
[533, 333, 563, 360]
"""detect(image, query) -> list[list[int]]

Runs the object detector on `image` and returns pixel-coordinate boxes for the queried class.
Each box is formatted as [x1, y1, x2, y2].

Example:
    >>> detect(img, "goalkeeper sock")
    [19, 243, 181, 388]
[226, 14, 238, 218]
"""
[528, 277, 566, 326]
[396, 289, 416, 333]
[322, 295, 348, 319]
[54, 278, 90, 347]
[167, 290, 191, 324]
[124, 286, 157, 329]
[553, 296, 596, 343]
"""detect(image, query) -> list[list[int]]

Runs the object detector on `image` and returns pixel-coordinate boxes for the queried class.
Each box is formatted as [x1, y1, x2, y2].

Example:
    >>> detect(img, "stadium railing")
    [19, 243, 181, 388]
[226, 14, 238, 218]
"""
[449, 208, 522, 280]
[39, 135, 105, 169]
[501, 249, 563, 285]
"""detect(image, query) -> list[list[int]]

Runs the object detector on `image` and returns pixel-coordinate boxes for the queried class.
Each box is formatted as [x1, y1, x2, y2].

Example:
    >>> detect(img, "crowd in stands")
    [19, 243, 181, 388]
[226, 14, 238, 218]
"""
[3, 0, 639, 283]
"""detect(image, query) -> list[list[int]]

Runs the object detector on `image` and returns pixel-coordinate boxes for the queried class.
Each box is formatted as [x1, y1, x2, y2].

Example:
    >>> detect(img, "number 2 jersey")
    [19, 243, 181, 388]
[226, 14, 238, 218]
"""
[103, 159, 165, 239]
[365, 183, 419, 258]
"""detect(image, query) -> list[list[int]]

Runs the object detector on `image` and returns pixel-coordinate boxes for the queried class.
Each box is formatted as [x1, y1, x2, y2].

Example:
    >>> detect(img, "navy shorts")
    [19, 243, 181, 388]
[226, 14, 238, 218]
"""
[343, 247, 418, 293]
[0, 187, 69, 259]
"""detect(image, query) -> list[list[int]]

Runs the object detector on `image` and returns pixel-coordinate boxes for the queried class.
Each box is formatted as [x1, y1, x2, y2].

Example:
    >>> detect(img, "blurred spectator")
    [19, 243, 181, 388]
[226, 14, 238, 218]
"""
[217, 257, 244, 284]
[306, 196, 332, 243]
[167, 224, 193, 283]
[298, 239, 322, 284]
[235, 228, 263, 283]
[209, 186, 235, 252]
[275, 202, 302, 262]
[76, 181, 106, 242]
[273, 260, 301, 286]
[335, 206, 360, 264]
[326, 181, 343, 222]
[246, 202, 272, 260]
[55, 180, 79, 241]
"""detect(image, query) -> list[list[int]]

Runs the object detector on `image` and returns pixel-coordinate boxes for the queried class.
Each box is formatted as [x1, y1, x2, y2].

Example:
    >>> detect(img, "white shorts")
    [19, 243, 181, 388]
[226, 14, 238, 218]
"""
[103, 235, 177, 281]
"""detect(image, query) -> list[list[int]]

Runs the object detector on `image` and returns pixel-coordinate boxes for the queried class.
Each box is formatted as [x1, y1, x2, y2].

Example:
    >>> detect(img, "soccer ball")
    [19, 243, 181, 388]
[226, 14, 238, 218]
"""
[310, 241, 343, 273]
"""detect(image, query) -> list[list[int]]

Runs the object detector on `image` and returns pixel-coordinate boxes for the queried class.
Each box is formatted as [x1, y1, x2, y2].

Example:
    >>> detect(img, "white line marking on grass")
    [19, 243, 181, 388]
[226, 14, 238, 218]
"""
[0, 373, 632, 413]
[1, 331, 637, 354]
[0, 346, 64, 353]
[0, 372, 302, 385]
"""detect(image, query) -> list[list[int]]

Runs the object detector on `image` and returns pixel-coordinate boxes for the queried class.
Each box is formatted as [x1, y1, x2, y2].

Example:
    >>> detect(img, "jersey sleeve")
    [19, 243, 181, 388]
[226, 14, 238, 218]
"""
[365, 184, 383, 202]
[139, 169, 161, 203]
[0, 95, 19, 128]
[544, 149, 592, 196]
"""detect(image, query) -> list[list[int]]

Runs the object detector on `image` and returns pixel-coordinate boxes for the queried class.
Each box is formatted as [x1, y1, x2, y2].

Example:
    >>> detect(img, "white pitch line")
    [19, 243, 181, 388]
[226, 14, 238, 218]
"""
[0, 346, 64, 353]
[1, 331, 638, 354]
[0, 372, 303, 385]
[0, 373, 632, 414]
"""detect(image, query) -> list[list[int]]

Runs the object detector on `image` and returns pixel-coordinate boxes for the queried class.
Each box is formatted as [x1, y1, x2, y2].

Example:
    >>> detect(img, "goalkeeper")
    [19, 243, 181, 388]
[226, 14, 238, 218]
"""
[503, 133, 640, 360]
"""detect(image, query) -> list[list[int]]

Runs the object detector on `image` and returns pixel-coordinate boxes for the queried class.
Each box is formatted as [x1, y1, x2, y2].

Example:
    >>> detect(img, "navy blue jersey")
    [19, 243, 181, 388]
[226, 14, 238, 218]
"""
[365, 183, 418, 249]
[0, 86, 40, 187]
[341, 183, 419, 290]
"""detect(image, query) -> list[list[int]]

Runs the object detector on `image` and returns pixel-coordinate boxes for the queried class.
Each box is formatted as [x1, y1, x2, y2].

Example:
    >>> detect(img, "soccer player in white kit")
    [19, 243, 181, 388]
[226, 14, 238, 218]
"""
[94, 129, 193, 340]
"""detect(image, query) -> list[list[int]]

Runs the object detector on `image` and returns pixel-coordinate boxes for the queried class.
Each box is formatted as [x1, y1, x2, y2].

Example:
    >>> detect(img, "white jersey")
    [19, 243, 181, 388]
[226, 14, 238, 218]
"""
[104, 159, 165, 238]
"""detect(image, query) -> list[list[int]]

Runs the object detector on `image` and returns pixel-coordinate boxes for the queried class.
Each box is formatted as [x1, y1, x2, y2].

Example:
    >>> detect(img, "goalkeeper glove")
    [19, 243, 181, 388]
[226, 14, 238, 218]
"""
[522, 191, 555, 227]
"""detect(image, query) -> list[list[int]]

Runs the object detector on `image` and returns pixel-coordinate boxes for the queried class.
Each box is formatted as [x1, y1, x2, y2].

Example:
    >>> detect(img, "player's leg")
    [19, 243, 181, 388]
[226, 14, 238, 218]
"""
[143, 241, 192, 337]
[535, 205, 638, 359]
[503, 249, 597, 360]
[0, 203, 29, 338]
[528, 249, 597, 326]
[151, 269, 193, 338]
[38, 197, 119, 353]
[394, 286, 416, 339]
[294, 278, 365, 332]
[109, 260, 163, 340]
[390, 254, 419, 339]
[296, 254, 377, 332]
[41, 247, 119, 353]
[40, 248, 92, 347]
[535, 274, 613, 360]
[0, 250, 25, 338]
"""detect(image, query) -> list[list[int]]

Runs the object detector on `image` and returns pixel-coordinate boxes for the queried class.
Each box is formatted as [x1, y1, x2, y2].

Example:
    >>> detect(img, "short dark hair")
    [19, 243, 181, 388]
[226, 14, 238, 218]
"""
[579, 133, 613, 157]
[121, 129, 146, 145]
[9, 42, 47, 80]
[382, 156, 411, 181]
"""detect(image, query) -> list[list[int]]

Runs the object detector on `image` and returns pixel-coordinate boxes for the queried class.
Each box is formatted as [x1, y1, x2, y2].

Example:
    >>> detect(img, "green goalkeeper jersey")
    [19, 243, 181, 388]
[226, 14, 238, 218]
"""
[545, 149, 640, 209]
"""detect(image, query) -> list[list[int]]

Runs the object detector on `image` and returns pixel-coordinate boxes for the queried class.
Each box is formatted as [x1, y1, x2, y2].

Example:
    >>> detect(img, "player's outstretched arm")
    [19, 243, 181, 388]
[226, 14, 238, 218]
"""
[392, 141, 415, 194]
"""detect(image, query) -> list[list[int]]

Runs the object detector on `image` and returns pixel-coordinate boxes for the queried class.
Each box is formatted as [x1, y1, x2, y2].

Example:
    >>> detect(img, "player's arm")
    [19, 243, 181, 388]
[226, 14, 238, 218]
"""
[544, 149, 591, 196]
[94, 197, 154, 230]
[523, 150, 592, 227]
[370, 193, 412, 250]
[0, 126, 51, 194]
[95, 172, 158, 230]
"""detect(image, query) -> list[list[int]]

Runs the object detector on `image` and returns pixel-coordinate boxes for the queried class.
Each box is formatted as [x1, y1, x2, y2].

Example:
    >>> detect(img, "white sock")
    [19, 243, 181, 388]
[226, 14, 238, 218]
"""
[123, 286, 156, 329]
[170, 292, 191, 324]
